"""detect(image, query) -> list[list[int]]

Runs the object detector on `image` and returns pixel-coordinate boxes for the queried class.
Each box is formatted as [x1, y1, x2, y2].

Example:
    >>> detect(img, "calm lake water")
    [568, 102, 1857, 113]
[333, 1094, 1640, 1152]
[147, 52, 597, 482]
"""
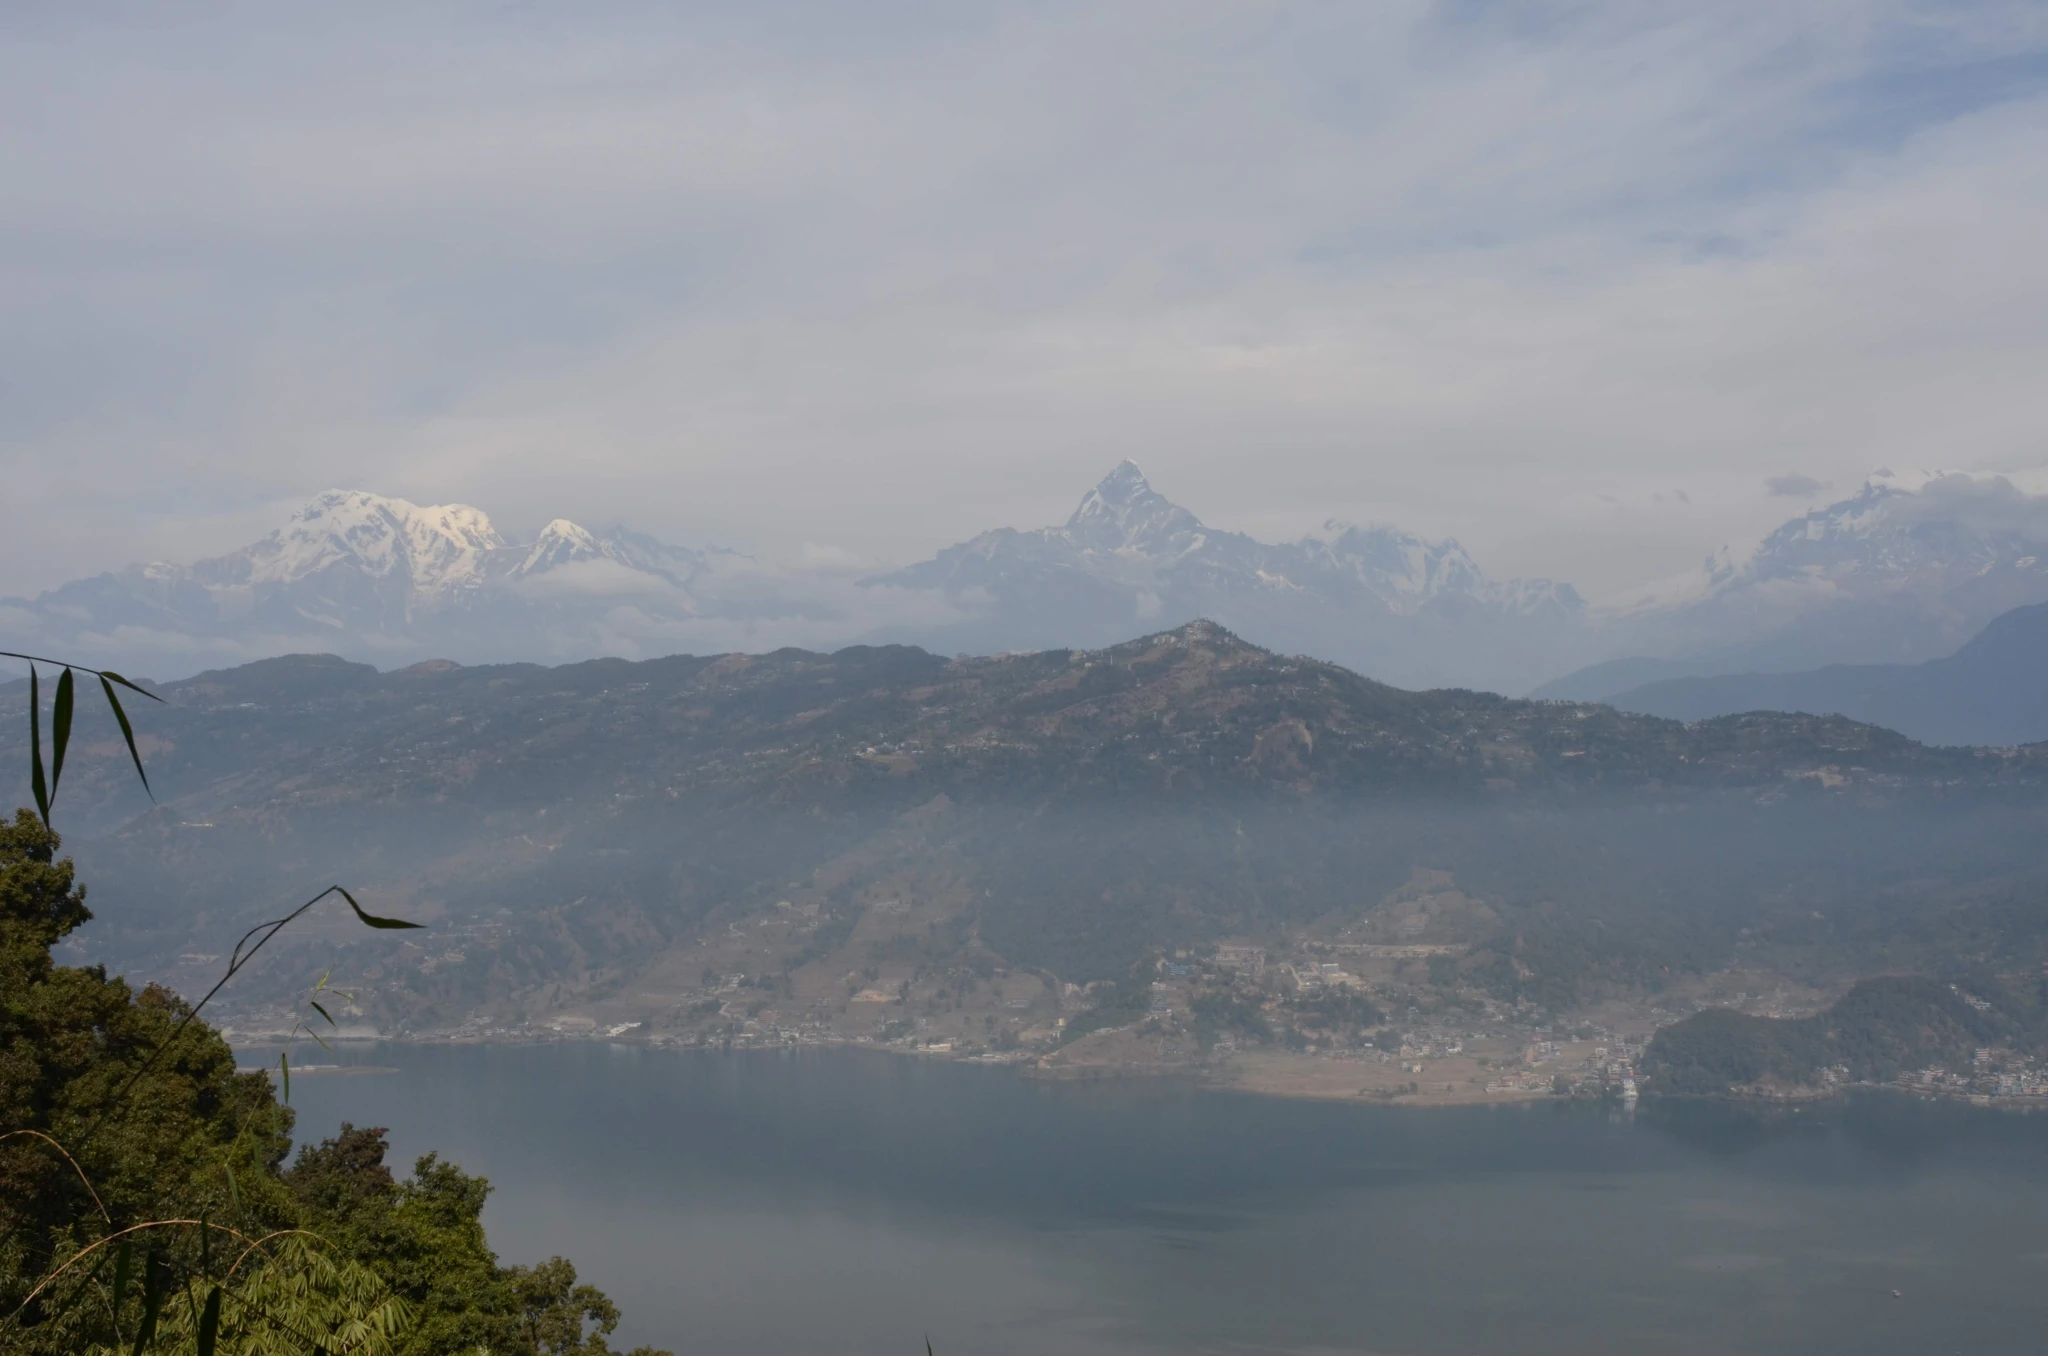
[243, 1042, 2048, 1355]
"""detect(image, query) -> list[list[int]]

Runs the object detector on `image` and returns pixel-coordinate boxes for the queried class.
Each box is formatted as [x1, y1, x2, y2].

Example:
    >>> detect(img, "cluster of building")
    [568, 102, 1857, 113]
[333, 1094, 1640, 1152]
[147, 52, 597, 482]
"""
[1897, 1048, 2048, 1101]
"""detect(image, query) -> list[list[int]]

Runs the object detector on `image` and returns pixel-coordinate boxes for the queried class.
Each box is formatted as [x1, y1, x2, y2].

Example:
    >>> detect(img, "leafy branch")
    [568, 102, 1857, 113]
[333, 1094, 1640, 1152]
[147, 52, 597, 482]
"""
[75, 885, 420, 1152]
[2, 650, 160, 826]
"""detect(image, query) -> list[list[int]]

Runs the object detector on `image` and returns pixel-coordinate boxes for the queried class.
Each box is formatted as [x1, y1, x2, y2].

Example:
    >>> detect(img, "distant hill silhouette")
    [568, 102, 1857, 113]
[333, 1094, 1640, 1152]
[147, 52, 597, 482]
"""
[1606, 601, 2048, 746]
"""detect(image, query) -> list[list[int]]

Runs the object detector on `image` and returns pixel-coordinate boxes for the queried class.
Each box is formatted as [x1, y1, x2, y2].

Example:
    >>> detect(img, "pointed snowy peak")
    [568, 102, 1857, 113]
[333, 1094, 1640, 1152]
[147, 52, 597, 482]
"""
[1064, 460, 1204, 553]
[509, 520, 707, 587]
[1094, 459, 1153, 503]
[516, 519, 607, 576]
[231, 489, 503, 593]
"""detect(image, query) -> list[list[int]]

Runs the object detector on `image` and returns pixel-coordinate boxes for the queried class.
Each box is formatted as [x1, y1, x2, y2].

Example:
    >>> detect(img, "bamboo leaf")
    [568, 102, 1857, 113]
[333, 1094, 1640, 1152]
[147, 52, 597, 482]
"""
[131, 1251, 163, 1356]
[49, 666, 74, 803]
[29, 664, 49, 825]
[310, 999, 335, 1026]
[337, 886, 424, 930]
[280, 1051, 291, 1104]
[99, 674, 154, 798]
[97, 668, 164, 703]
[111, 1240, 132, 1328]
[224, 1162, 243, 1220]
[196, 1285, 223, 1356]
[199, 1209, 210, 1277]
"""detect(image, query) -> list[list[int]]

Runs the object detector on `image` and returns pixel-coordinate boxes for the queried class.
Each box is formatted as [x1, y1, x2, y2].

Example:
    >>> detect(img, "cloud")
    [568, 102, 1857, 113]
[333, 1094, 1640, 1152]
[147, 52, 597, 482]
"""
[507, 558, 681, 600]
[1892, 472, 2048, 541]
[2, 2, 2047, 604]
[1765, 473, 1827, 498]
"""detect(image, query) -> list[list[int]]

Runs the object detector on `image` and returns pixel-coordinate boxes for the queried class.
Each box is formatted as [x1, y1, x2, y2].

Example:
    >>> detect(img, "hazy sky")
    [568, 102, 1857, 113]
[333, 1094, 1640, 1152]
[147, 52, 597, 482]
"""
[4, 1, 2046, 599]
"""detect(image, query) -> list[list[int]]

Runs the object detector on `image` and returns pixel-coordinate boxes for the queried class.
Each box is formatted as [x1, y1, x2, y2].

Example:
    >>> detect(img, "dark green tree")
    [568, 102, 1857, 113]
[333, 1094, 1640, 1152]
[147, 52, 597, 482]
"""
[1, 810, 299, 1343]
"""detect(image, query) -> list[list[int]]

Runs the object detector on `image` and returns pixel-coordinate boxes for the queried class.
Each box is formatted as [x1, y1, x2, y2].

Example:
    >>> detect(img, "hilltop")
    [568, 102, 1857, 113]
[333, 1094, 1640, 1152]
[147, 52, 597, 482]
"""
[14, 620, 2034, 832]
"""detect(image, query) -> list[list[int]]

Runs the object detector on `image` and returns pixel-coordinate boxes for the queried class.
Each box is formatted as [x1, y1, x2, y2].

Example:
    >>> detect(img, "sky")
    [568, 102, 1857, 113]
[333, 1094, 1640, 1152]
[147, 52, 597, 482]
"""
[3, 0, 2047, 601]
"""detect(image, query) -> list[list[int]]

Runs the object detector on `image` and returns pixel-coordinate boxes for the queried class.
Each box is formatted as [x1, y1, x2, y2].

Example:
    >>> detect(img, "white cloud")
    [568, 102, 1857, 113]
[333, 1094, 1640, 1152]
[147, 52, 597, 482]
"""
[2, 1, 2046, 603]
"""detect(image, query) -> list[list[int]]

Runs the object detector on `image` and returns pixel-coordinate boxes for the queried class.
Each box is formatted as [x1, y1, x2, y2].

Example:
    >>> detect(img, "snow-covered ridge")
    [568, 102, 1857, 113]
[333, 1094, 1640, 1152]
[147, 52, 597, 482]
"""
[1603, 471, 2048, 619]
[218, 489, 505, 594]
[16, 464, 2048, 695]
[881, 460, 1576, 620]
[165, 490, 716, 599]
[41, 488, 724, 642]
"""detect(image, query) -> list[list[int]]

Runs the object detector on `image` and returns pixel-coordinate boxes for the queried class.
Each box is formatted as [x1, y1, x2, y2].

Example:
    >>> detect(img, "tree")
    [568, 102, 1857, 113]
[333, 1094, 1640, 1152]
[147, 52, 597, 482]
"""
[2, 655, 671, 1354]
[286, 1125, 665, 1356]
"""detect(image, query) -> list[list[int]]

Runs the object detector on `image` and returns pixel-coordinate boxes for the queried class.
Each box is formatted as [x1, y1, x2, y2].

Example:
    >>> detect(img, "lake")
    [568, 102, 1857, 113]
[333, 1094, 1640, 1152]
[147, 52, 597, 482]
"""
[245, 1042, 2048, 1354]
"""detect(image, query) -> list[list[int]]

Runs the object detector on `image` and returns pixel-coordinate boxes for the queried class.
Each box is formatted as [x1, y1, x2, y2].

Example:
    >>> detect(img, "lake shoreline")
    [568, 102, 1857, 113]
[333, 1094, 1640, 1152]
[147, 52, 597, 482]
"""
[231, 1031, 2048, 1113]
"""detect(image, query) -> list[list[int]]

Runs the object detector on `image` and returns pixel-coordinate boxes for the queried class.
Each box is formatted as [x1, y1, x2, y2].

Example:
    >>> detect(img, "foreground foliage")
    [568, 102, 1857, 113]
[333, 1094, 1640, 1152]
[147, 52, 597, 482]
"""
[0, 810, 668, 1354]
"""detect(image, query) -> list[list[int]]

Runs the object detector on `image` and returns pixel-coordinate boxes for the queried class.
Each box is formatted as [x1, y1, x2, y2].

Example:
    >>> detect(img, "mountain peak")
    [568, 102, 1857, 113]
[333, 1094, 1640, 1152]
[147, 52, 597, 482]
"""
[231, 489, 503, 593]
[1088, 618, 1270, 667]
[514, 519, 605, 577]
[1095, 459, 1151, 499]
[1065, 460, 1200, 551]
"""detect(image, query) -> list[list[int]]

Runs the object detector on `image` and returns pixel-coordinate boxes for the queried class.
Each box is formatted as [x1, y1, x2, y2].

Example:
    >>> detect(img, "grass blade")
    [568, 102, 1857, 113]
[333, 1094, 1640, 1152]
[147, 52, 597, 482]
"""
[49, 666, 74, 803]
[337, 886, 423, 930]
[223, 1163, 243, 1221]
[309, 999, 334, 1027]
[99, 674, 154, 798]
[196, 1285, 223, 1356]
[280, 1051, 290, 1104]
[28, 665, 49, 824]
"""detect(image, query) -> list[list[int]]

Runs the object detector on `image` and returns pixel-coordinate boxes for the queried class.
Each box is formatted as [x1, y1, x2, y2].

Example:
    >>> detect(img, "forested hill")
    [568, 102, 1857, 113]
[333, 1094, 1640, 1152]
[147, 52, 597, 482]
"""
[10, 621, 2048, 1032]
[6, 620, 2039, 836]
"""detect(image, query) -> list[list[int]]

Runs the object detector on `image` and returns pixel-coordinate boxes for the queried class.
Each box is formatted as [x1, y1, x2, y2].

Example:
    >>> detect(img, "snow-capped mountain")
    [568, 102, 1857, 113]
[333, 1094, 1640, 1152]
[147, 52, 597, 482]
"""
[890, 460, 1577, 618]
[224, 490, 506, 596]
[510, 519, 708, 587]
[869, 461, 1584, 690]
[1, 468, 1589, 691]
[1543, 470, 2048, 698]
[17, 464, 2048, 699]
[1, 490, 748, 672]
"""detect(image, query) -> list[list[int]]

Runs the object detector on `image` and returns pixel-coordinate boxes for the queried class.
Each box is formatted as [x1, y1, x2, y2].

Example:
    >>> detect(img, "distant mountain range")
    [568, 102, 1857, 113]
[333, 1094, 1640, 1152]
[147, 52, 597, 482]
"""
[1601, 600, 2048, 747]
[13, 463, 2048, 694]
[867, 460, 1584, 690]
